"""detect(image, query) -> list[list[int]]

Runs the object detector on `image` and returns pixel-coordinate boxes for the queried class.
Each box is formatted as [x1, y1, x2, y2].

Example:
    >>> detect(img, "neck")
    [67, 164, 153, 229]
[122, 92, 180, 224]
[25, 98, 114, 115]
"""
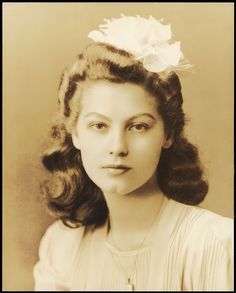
[104, 179, 165, 251]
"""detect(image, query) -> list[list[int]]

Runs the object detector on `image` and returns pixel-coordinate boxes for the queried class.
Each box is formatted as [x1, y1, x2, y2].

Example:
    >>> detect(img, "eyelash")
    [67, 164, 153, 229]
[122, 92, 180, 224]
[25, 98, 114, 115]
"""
[88, 122, 150, 132]
[89, 122, 107, 131]
[128, 123, 150, 132]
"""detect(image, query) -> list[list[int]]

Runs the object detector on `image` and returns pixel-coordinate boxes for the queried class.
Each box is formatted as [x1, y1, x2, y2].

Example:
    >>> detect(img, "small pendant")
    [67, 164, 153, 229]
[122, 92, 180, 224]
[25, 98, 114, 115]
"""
[126, 278, 135, 291]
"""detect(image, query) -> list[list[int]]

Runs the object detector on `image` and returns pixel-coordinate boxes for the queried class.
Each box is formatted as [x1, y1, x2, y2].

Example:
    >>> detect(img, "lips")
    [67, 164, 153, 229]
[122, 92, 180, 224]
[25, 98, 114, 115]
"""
[102, 164, 131, 170]
[102, 164, 132, 175]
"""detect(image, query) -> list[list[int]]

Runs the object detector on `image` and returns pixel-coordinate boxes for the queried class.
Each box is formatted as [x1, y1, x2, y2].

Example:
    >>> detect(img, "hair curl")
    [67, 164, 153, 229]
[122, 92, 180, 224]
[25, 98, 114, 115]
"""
[41, 43, 208, 228]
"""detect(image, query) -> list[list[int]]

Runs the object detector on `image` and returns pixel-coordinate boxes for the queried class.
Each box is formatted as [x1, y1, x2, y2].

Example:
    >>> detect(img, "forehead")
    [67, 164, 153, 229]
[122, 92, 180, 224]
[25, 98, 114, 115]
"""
[80, 80, 158, 116]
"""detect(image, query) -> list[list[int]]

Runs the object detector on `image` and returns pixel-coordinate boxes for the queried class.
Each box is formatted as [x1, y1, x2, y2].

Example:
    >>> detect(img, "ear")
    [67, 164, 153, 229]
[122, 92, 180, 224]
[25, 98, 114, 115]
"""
[162, 136, 173, 149]
[71, 130, 80, 150]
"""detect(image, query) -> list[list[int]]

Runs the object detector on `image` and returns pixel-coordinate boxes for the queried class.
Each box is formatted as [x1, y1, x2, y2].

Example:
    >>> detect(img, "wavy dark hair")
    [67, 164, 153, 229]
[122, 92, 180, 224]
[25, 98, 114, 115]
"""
[41, 42, 208, 228]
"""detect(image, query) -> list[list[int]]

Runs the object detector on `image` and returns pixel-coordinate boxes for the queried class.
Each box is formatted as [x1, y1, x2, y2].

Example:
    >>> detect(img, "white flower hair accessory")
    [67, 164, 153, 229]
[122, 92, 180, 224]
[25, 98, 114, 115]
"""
[88, 15, 192, 73]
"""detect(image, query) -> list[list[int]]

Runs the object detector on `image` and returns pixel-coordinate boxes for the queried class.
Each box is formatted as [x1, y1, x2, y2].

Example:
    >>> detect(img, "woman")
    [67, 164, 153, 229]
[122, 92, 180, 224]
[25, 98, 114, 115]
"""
[34, 16, 233, 291]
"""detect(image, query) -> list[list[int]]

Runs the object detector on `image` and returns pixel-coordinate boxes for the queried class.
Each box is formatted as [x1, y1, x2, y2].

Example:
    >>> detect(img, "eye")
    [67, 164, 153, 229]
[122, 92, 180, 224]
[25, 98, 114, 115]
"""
[128, 123, 150, 132]
[89, 122, 107, 131]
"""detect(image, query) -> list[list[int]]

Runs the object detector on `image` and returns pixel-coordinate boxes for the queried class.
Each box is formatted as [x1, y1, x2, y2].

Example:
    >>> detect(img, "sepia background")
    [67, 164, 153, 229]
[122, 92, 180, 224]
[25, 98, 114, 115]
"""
[3, 3, 234, 291]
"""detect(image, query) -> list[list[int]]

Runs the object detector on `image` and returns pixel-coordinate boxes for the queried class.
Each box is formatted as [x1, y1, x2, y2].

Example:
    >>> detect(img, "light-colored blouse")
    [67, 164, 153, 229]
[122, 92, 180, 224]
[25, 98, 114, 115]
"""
[34, 198, 233, 291]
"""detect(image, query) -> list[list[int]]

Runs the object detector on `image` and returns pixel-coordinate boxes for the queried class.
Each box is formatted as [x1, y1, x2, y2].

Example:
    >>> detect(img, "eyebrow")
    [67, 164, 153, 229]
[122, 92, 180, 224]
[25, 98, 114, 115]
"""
[84, 112, 157, 122]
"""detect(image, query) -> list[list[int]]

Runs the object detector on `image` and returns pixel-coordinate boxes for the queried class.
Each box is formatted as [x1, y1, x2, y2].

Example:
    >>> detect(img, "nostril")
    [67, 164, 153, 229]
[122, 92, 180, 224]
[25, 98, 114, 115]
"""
[120, 150, 128, 157]
[109, 150, 128, 157]
[109, 131, 128, 157]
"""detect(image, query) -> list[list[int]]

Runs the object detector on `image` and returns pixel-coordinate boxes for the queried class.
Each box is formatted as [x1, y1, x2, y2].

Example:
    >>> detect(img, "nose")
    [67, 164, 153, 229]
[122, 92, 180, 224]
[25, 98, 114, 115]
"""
[109, 127, 128, 157]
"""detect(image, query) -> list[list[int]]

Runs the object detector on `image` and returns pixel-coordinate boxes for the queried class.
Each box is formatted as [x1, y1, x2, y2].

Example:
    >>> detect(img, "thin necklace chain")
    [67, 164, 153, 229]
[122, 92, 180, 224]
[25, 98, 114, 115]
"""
[106, 197, 164, 291]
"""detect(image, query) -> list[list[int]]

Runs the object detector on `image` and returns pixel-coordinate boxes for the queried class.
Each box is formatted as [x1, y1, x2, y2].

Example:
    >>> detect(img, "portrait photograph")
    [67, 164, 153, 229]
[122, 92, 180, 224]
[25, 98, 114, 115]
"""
[3, 3, 234, 291]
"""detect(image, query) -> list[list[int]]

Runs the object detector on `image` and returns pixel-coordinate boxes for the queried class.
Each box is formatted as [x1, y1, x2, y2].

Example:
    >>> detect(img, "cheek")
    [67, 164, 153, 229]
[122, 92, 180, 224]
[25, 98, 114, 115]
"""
[78, 134, 105, 172]
[80, 145, 98, 166]
[77, 128, 102, 154]
[131, 135, 164, 163]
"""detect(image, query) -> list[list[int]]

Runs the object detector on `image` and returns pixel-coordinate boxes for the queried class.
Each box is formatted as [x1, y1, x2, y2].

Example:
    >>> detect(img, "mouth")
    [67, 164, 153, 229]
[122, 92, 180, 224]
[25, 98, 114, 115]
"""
[102, 164, 132, 175]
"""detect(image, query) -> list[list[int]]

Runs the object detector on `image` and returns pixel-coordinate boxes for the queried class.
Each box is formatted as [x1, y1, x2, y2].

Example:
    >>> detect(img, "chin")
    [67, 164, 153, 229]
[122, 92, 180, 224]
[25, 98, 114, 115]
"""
[88, 172, 157, 196]
[96, 181, 132, 196]
[99, 180, 149, 196]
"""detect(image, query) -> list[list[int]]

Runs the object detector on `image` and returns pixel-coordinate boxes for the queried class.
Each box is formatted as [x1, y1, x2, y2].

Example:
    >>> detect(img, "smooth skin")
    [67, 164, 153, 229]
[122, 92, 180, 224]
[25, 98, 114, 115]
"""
[72, 80, 171, 251]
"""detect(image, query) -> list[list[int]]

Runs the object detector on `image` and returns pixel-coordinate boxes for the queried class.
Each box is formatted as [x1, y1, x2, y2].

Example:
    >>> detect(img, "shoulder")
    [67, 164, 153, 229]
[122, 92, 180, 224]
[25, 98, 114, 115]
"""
[38, 220, 86, 276]
[170, 200, 233, 255]
[170, 199, 232, 231]
[170, 202, 234, 290]
[156, 199, 233, 290]
[42, 219, 85, 246]
[188, 204, 232, 246]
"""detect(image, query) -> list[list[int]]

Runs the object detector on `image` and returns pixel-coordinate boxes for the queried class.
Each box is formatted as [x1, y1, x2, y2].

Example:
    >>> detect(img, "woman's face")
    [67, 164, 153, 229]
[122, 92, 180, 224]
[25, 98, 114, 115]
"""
[72, 80, 169, 196]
